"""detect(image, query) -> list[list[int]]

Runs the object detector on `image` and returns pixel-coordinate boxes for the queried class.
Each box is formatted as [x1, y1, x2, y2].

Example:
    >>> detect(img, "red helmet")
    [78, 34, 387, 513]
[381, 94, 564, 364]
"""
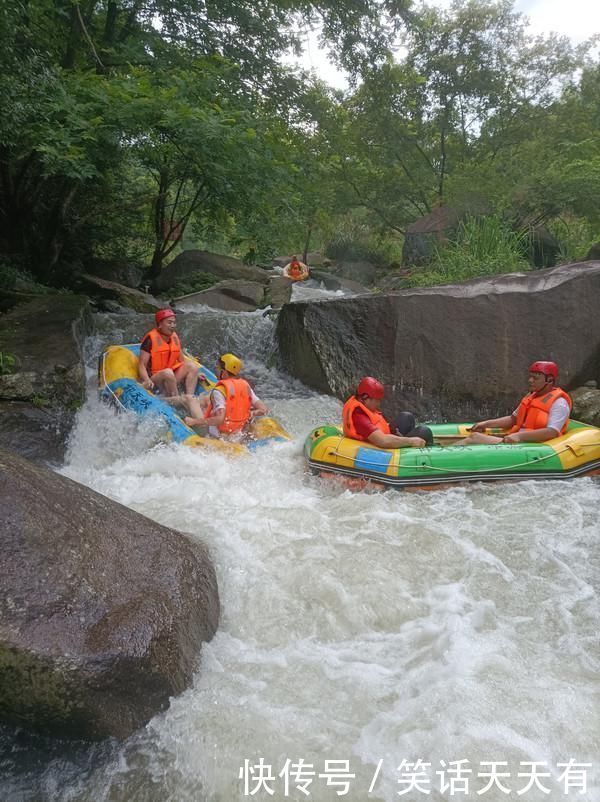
[529, 360, 558, 380]
[155, 308, 176, 325]
[357, 376, 385, 399]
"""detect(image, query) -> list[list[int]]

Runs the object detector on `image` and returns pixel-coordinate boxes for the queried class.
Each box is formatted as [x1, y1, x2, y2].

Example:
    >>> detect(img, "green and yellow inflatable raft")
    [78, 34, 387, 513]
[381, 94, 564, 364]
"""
[305, 421, 600, 490]
[99, 344, 290, 453]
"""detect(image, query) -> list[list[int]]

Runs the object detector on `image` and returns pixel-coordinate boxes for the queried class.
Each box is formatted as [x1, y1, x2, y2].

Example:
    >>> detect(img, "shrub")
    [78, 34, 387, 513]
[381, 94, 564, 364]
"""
[407, 215, 530, 287]
[546, 216, 600, 264]
[0, 352, 16, 375]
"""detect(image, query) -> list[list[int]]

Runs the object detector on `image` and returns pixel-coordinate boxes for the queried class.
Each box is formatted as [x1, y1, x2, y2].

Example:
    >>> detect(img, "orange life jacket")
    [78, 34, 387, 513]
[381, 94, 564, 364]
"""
[342, 395, 391, 441]
[508, 387, 572, 435]
[144, 329, 182, 375]
[288, 261, 303, 278]
[206, 378, 252, 434]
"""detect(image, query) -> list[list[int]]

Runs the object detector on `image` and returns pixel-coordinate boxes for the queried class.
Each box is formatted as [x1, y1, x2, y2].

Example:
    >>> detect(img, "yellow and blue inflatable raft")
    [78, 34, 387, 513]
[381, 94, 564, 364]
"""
[305, 421, 600, 490]
[99, 344, 290, 453]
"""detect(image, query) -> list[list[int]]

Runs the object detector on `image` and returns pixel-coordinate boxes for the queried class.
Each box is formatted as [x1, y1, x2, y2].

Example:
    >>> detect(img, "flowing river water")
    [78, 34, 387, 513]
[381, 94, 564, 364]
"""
[2, 295, 600, 802]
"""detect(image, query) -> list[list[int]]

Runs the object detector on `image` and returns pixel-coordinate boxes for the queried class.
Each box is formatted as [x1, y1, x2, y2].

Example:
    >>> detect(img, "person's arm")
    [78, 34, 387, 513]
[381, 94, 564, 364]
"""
[470, 414, 515, 433]
[503, 398, 568, 443]
[138, 349, 154, 390]
[249, 388, 268, 417]
[502, 428, 558, 444]
[367, 429, 426, 449]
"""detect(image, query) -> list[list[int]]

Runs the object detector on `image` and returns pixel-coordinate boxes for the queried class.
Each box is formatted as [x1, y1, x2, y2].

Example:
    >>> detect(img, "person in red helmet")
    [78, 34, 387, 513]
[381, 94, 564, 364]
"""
[460, 361, 572, 445]
[138, 308, 200, 396]
[342, 376, 432, 449]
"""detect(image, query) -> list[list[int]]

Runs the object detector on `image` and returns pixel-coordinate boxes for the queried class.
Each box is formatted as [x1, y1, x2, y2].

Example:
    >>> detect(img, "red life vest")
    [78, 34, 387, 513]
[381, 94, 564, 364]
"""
[144, 329, 182, 375]
[508, 387, 572, 435]
[342, 396, 391, 441]
[206, 378, 252, 434]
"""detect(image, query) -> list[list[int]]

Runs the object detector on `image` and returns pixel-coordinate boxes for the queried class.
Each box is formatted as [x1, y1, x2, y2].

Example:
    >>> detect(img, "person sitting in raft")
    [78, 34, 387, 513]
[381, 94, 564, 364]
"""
[460, 361, 572, 445]
[342, 376, 433, 448]
[286, 256, 307, 280]
[138, 308, 200, 396]
[184, 352, 268, 438]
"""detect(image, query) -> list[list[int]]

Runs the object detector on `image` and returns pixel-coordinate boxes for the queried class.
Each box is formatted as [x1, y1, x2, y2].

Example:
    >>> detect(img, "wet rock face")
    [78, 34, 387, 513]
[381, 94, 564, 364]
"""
[175, 279, 267, 311]
[0, 296, 91, 464]
[276, 262, 600, 420]
[571, 386, 600, 426]
[0, 448, 220, 741]
[154, 250, 268, 293]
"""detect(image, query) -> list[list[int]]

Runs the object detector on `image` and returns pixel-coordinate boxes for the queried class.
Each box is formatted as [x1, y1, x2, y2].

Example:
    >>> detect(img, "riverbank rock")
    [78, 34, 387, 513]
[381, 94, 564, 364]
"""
[76, 275, 161, 313]
[276, 261, 600, 420]
[0, 448, 220, 741]
[331, 260, 378, 286]
[571, 385, 600, 426]
[174, 279, 267, 311]
[402, 206, 462, 266]
[154, 251, 268, 293]
[86, 259, 145, 289]
[0, 296, 91, 463]
[309, 270, 370, 295]
[267, 276, 293, 308]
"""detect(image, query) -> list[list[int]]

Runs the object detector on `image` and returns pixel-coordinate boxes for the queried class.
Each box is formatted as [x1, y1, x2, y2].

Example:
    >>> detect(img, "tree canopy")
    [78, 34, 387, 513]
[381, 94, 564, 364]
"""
[0, 0, 598, 287]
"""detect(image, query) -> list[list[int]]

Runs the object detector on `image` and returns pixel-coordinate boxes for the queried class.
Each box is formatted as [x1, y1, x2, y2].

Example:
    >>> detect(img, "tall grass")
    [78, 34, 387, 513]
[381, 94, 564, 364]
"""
[547, 216, 600, 264]
[407, 215, 530, 287]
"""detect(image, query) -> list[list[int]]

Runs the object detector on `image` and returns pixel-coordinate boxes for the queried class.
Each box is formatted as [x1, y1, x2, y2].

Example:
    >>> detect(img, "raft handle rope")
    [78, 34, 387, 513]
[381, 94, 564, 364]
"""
[328, 442, 600, 474]
[100, 349, 128, 412]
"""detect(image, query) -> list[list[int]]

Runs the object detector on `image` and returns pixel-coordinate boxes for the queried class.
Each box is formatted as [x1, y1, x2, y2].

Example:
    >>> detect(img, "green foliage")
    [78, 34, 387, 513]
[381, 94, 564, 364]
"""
[170, 272, 220, 297]
[324, 218, 402, 266]
[408, 216, 530, 287]
[0, 0, 599, 289]
[0, 263, 52, 294]
[0, 352, 16, 375]
[547, 217, 600, 264]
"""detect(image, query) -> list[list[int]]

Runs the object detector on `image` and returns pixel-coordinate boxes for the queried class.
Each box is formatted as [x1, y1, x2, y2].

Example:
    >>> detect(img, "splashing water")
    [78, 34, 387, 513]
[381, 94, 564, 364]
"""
[2, 307, 600, 802]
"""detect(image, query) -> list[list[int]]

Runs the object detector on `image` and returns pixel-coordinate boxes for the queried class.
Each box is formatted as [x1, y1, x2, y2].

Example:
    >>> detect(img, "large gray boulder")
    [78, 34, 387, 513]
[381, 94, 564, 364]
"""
[174, 279, 266, 311]
[267, 276, 293, 309]
[154, 251, 268, 293]
[276, 261, 600, 420]
[332, 260, 377, 286]
[76, 274, 161, 313]
[402, 206, 462, 266]
[0, 448, 219, 741]
[0, 296, 91, 463]
[571, 384, 600, 426]
[309, 270, 370, 295]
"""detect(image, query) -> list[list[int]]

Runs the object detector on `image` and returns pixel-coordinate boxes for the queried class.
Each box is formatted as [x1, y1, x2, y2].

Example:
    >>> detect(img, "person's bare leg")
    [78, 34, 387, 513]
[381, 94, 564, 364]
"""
[184, 394, 208, 427]
[150, 368, 177, 396]
[174, 362, 199, 395]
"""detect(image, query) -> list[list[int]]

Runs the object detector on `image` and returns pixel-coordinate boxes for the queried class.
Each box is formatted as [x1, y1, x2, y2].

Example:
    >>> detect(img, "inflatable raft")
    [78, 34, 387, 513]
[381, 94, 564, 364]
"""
[282, 261, 310, 281]
[99, 344, 290, 452]
[305, 421, 600, 489]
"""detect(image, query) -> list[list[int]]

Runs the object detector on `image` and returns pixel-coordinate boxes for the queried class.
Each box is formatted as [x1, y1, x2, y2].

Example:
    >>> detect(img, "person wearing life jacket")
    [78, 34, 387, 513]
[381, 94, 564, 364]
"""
[286, 256, 307, 280]
[184, 353, 268, 437]
[342, 377, 432, 449]
[138, 308, 200, 396]
[461, 361, 572, 445]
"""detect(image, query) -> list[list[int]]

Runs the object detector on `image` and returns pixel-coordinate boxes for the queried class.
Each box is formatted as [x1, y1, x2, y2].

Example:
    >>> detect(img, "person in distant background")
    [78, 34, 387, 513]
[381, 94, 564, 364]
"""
[184, 353, 268, 438]
[287, 256, 305, 279]
[459, 361, 571, 445]
[138, 309, 199, 396]
[342, 377, 433, 448]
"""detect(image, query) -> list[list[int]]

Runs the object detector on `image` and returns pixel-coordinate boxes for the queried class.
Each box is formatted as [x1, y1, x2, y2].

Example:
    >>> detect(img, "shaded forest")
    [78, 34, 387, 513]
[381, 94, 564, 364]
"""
[1, 0, 599, 290]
